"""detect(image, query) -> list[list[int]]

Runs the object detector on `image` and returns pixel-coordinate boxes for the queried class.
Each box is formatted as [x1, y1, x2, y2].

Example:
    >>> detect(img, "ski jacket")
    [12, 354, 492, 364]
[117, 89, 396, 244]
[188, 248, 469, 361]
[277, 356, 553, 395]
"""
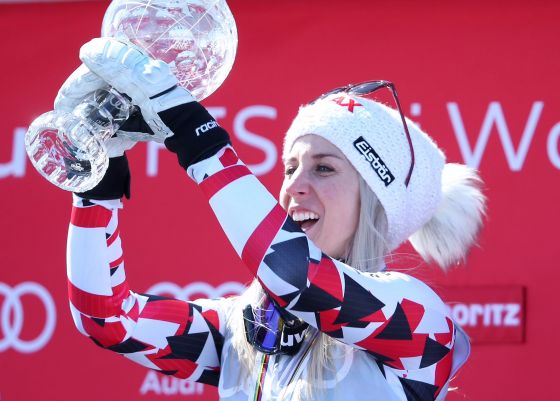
[67, 146, 469, 401]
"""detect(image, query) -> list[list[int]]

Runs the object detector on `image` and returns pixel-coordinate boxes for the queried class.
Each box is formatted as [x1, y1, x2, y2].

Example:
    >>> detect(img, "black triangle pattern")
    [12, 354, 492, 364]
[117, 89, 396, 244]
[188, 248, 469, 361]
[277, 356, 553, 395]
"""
[207, 321, 224, 363]
[163, 331, 209, 361]
[366, 349, 395, 364]
[197, 369, 220, 386]
[375, 303, 412, 340]
[140, 293, 174, 302]
[91, 317, 105, 327]
[324, 327, 344, 338]
[290, 283, 342, 312]
[348, 319, 370, 328]
[181, 303, 194, 335]
[419, 337, 450, 368]
[278, 290, 301, 306]
[89, 337, 104, 349]
[333, 273, 385, 325]
[109, 266, 119, 276]
[159, 370, 178, 376]
[263, 236, 309, 291]
[398, 377, 439, 401]
[375, 359, 387, 378]
[107, 337, 149, 354]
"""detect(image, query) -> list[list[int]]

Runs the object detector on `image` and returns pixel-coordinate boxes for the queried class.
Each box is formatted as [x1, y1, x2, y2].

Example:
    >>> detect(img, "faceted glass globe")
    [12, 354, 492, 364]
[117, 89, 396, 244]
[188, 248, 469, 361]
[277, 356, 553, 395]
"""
[101, 0, 238, 101]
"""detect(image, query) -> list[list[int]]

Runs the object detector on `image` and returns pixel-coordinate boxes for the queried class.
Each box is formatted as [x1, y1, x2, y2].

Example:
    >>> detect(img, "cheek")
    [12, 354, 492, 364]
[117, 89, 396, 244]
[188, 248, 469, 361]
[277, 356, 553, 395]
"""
[325, 182, 360, 231]
[278, 182, 289, 210]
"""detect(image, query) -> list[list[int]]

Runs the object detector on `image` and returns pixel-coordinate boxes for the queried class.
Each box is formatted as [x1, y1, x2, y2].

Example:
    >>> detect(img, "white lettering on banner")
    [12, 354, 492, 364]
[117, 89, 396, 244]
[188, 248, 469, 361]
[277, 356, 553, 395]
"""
[233, 105, 278, 176]
[7, 102, 560, 181]
[409, 102, 422, 119]
[447, 302, 521, 327]
[0, 282, 56, 353]
[147, 142, 166, 177]
[0, 127, 26, 178]
[140, 371, 204, 396]
[447, 101, 544, 170]
[547, 121, 560, 168]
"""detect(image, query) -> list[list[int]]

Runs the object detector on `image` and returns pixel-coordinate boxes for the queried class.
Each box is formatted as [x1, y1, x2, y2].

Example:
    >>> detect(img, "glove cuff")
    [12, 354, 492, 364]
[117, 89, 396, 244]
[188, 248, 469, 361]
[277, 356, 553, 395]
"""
[162, 102, 231, 170]
[77, 155, 131, 200]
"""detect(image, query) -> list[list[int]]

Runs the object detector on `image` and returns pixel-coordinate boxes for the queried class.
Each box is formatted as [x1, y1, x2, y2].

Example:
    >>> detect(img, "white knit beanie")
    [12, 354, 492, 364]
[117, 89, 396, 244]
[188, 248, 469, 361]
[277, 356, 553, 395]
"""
[284, 93, 484, 265]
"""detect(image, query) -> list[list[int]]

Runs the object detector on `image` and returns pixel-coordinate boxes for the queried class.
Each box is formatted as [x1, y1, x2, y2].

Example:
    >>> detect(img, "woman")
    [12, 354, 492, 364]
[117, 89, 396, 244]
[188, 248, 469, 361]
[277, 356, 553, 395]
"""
[61, 38, 485, 401]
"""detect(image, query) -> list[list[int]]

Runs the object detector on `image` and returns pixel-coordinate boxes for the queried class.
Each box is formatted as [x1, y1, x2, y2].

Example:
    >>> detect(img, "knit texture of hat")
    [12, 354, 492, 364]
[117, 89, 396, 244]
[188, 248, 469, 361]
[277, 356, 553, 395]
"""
[283, 94, 445, 251]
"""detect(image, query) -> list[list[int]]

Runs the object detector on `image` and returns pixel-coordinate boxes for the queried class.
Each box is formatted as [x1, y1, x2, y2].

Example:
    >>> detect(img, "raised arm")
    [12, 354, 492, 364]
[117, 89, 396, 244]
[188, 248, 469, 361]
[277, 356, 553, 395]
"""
[189, 147, 455, 374]
[55, 59, 229, 385]
[67, 195, 227, 385]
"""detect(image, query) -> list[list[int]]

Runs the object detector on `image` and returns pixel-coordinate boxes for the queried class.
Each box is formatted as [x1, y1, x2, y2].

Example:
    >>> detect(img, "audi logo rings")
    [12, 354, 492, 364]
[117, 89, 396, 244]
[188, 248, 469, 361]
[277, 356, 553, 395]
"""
[0, 282, 56, 353]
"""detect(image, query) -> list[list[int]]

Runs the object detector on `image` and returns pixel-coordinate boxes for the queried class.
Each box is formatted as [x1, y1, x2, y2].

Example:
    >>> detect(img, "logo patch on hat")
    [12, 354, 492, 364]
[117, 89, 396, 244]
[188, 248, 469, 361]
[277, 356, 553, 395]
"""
[353, 136, 395, 186]
[331, 95, 362, 113]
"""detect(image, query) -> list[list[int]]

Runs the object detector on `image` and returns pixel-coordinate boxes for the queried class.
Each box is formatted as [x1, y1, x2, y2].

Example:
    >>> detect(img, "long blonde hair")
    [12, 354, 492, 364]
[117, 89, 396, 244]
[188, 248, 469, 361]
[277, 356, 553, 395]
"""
[228, 177, 388, 399]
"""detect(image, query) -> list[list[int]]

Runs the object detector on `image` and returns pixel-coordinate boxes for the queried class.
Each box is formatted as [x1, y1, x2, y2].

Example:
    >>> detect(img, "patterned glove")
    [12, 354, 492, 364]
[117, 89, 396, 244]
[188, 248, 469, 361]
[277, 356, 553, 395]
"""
[79, 38, 230, 170]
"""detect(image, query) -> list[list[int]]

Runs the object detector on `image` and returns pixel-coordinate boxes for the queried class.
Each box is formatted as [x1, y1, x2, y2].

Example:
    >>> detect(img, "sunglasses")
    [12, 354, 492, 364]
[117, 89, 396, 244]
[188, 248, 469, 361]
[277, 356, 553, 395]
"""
[310, 80, 415, 187]
[243, 296, 308, 355]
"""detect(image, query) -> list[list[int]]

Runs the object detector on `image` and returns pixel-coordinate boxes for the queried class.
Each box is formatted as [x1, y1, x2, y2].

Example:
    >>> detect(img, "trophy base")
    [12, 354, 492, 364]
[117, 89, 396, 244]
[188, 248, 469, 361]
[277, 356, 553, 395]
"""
[25, 111, 109, 192]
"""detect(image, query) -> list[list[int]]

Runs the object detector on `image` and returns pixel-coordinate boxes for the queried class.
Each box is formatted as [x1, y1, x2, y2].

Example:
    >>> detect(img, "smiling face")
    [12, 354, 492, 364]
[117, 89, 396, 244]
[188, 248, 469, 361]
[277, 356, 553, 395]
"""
[280, 135, 361, 259]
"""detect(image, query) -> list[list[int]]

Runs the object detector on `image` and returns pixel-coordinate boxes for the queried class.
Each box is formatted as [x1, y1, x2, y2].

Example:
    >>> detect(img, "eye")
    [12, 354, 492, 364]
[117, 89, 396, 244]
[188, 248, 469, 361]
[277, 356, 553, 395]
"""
[284, 165, 297, 176]
[316, 164, 334, 174]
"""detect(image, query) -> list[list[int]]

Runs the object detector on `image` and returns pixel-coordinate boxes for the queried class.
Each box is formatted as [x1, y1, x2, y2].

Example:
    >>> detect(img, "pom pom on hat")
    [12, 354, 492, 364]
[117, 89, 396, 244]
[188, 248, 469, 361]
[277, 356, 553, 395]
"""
[409, 163, 486, 269]
[284, 93, 446, 251]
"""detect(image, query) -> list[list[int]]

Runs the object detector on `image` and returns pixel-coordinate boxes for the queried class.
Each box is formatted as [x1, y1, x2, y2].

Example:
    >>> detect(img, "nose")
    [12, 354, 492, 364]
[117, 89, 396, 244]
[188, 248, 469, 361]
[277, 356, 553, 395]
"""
[284, 168, 310, 198]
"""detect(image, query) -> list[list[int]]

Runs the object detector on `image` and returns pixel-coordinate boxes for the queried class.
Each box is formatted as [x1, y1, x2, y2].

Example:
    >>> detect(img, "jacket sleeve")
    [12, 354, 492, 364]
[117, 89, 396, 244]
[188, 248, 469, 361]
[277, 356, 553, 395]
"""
[188, 146, 457, 392]
[67, 196, 227, 386]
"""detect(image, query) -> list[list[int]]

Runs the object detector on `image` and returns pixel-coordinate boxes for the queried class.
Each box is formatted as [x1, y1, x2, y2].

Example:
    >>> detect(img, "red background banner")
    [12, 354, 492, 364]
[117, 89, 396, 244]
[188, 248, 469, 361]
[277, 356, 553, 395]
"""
[1, 1, 558, 401]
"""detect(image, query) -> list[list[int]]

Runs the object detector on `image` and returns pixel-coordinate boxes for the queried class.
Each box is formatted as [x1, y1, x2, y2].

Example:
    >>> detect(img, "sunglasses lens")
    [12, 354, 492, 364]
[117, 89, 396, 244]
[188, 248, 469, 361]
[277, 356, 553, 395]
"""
[348, 81, 388, 95]
[243, 298, 283, 353]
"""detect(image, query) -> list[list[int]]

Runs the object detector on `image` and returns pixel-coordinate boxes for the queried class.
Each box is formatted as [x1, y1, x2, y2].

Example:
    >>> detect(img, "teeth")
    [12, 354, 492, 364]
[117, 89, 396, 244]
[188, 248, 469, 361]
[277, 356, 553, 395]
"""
[292, 211, 319, 221]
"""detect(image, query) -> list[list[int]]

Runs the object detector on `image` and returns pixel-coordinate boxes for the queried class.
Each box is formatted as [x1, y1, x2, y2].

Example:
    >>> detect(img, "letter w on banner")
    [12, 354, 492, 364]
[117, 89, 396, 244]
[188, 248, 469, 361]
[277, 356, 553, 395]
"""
[439, 286, 526, 344]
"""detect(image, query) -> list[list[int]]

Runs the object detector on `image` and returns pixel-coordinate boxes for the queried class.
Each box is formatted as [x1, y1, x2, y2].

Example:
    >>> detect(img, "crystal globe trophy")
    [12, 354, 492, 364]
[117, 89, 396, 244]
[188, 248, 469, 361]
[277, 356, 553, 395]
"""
[25, 0, 238, 192]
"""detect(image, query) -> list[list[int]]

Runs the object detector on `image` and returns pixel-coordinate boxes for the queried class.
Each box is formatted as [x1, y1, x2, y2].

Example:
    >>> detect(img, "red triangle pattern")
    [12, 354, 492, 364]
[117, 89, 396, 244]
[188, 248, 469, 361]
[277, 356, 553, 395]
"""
[401, 298, 425, 332]
[147, 347, 198, 379]
[201, 309, 221, 332]
[318, 308, 344, 333]
[307, 258, 344, 302]
[356, 333, 429, 370]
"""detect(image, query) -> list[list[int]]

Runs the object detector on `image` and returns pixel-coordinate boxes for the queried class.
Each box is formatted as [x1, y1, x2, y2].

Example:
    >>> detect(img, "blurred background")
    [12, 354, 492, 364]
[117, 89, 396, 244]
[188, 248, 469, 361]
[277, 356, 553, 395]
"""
[1, 0, 559, 400]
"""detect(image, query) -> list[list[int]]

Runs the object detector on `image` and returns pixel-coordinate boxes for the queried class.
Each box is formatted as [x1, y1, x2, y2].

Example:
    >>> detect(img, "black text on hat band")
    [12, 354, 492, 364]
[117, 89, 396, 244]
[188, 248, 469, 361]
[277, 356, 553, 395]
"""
[353, 136, 395, 187]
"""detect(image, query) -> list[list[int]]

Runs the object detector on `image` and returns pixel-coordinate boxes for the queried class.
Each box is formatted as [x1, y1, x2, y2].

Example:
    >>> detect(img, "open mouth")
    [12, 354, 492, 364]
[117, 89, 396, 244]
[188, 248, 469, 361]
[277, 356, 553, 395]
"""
[291, 211, 320, 231]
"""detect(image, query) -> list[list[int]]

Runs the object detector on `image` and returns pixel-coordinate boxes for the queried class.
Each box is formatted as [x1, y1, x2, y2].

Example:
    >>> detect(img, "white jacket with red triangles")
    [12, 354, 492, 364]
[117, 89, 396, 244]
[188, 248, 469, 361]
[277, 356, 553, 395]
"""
[67, 146, 469, 401]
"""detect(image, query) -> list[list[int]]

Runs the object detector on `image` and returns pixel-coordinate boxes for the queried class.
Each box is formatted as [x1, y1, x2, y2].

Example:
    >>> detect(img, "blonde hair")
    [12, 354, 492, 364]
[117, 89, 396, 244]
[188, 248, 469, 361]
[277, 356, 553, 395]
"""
[228, 177, 388, 399]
